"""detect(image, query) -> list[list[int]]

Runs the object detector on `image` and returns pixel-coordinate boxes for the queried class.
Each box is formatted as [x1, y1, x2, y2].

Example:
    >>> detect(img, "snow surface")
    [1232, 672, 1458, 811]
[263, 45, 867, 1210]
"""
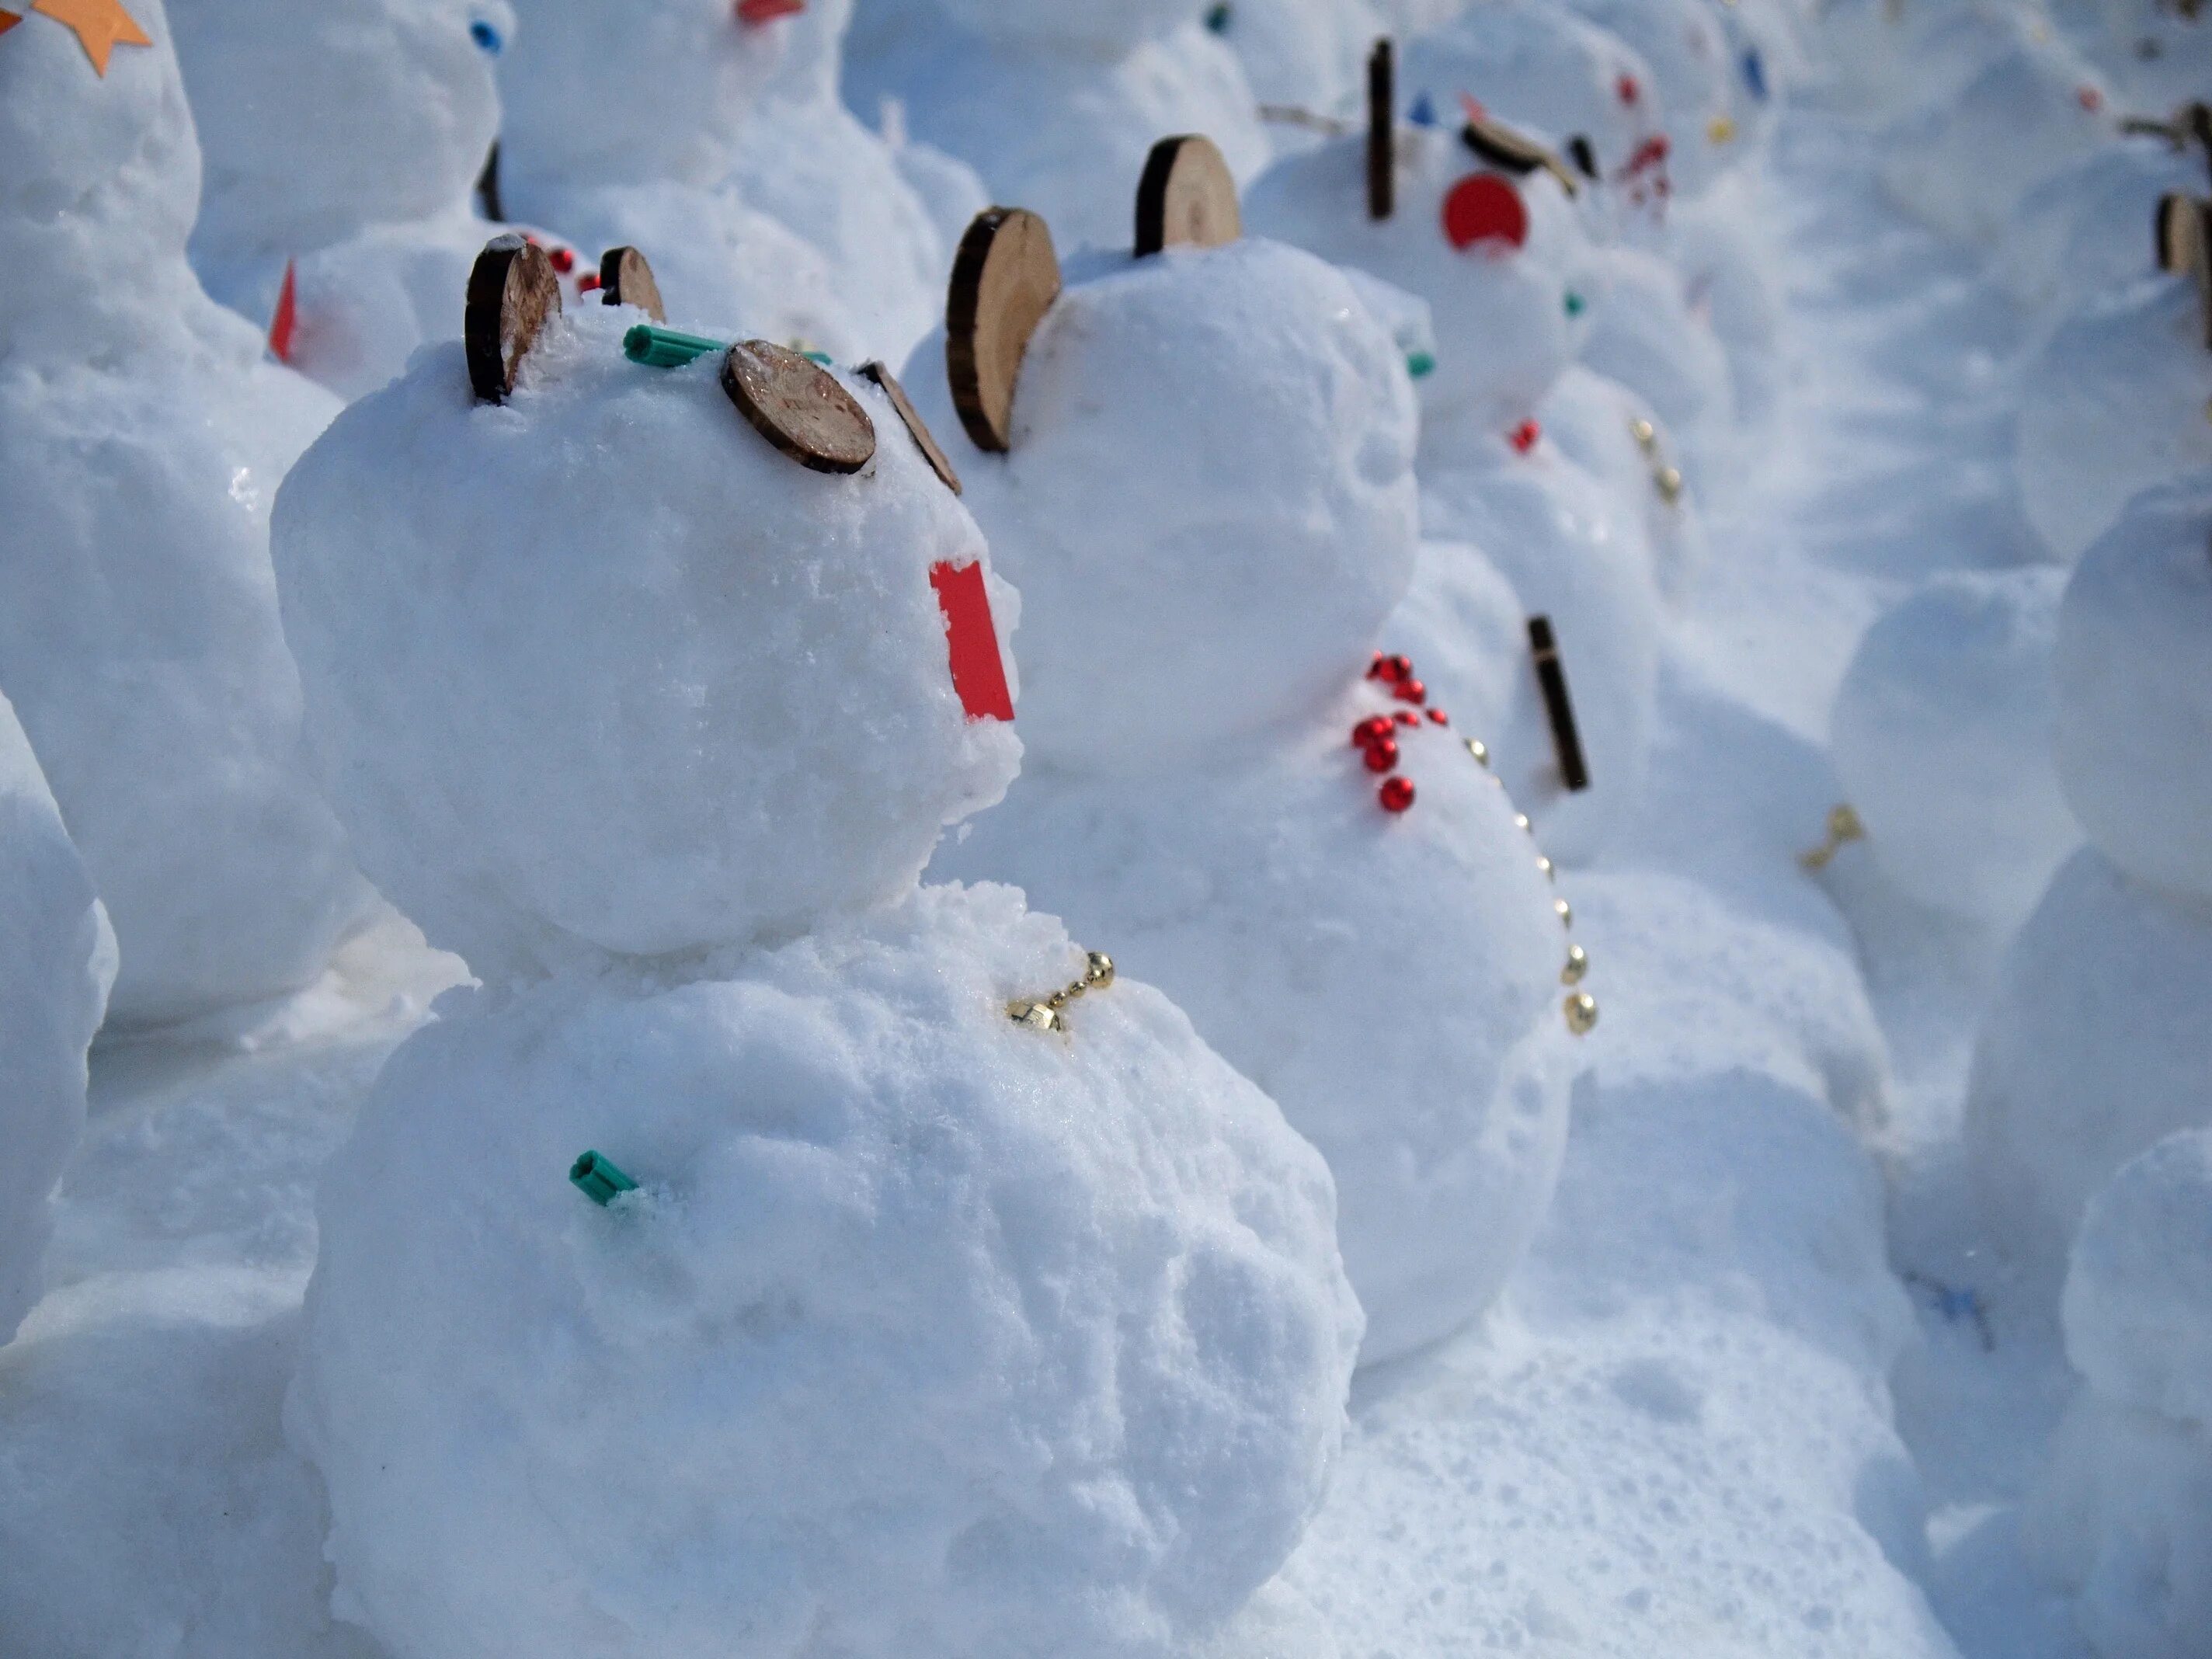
[5, 3, 2207, 1657]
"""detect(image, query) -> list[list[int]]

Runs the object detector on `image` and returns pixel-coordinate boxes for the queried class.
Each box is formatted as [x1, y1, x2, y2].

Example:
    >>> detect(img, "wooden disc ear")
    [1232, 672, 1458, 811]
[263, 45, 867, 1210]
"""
[1135, 134, 1242, 256]
[2157, 192, 2205, 274]
[597, 246, 666, 321]
[945, 207, 1061, 454]
[464, 234, 561, 404]
[860, 360, 962, 495]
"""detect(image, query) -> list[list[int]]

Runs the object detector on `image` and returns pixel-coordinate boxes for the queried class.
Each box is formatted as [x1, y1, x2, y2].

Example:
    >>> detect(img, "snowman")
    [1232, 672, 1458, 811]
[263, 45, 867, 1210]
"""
[1244, 72, 1665, 861]
[499, 0, 970, 360]
[273, 235, 1362, 1659]
[2093, 0, 2212, 109]
[844, 0, 1271, 250]
[1564, 0, 1749, 200]
[1877, 6, 2114, 246]
[2021, 1126, 2212, 1658]
[167, 0, 530, 400]
[910, 149, 1591, 1367]
[2016, 200, 2212, 561]
[1827, 568, 2081, 940]
[0, 695, 115, 1348]
[0, 0, 372, 1027]
[1964, 471, 2212, 1289]
[1204, 0, 1386, 123]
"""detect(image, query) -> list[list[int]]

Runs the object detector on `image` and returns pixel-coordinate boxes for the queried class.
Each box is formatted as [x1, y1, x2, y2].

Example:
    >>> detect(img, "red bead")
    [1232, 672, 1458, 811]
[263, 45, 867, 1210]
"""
[1394, 710, 1419, 727]
[1368, 652, 1387, 679]
[1374, 653, 1411, 683]
[1427, 708, 1449, 725]
[1510, 419, 1541, 454]
[1617, 74, 1641, 106]
[548, 246, 576, 273]
[576, 273, 602, 293]
[2077, 85, 2102, 112]
[1393, 677, 1427, 704]
[1364, 736, 1399, 772]
[1379, 776, 1416, 812]
[1351, 715, 1394, 748]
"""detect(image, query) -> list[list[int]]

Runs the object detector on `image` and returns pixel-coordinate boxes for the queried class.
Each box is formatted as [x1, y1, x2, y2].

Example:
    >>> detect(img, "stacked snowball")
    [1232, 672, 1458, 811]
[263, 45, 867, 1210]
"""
[276, 291, 1362, 1658]
[915, 230, 1585, 1365]
[1966, 473, 2212, 1283]
[0, 0, 370, 1026]
[2022, 1129, 2212, 1659]
[0, 694, 115, 1347]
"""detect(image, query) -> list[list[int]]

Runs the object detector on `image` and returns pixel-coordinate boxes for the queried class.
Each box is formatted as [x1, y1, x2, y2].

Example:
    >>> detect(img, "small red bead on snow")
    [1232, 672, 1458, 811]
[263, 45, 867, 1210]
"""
[1393, 677, 1427, 704]
[1427, 708, 1449, 725]
[1352, 715, 1395, 748]
[577, 273, 602, 294]
[1617, 74, 1640, 106]
[1394, 710, 1419, 727]
[2076, 85, 2103, 112]
[548, 247, 576, 273]
[1379, 776, 1417, 812]
[1376, 653, 1411, 683]
[1510, 419, 1540, 454]
[1368, 651, 1388, 679]
[1364, 736, 1400, 773]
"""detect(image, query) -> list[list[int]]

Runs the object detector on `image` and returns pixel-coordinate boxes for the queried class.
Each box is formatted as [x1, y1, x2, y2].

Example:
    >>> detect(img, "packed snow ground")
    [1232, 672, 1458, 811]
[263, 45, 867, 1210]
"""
[0, 79, 2136, 1659]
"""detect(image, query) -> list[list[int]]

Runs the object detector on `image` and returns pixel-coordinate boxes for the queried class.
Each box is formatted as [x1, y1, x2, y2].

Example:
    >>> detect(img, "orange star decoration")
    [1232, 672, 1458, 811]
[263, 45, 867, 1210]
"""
[30, 0, 151, 75]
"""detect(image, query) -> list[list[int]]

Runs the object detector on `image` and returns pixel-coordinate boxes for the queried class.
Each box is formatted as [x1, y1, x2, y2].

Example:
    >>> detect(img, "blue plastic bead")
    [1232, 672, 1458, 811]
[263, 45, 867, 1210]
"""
[1408, 91, 1437, 128]
[471, 19, 503, 55]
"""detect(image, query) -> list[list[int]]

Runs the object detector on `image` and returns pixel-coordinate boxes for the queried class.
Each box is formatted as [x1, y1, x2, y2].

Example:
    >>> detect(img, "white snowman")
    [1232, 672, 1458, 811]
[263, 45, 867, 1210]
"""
[2017, 234, 2212, 562]
[909, 154, 1591, 1368]
[274, 235, 1362, 1659]
[1828, 567, 2081, 939]
[2022, 1127, 2212, 1659]
[1964, 471, 2212, 1288]
[0, 0, 373, 1027]
[1243, 88, 1665, 862]
[844, 0, 1271, 250]
[0, 694, 115, 1348]
[169, 0, 523, 399]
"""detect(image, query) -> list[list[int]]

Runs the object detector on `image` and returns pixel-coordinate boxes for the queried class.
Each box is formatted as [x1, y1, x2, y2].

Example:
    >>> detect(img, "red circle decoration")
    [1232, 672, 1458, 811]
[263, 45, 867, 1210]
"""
[1379, 776, 1417, 812]
[1442, 173, 1529, 252]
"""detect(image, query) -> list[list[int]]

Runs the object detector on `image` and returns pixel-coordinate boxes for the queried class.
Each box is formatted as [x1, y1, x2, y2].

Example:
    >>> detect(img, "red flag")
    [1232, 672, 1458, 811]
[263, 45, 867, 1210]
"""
[929, 561, 1014, 722]
[267, 259, 298, 363]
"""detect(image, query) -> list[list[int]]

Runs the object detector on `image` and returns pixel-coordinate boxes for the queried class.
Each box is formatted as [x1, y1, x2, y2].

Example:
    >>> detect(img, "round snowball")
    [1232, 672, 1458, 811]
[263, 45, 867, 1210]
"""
[1831, 569, 2078, 931]
[2019, 280, 2212, 564]
[1965, 847, 2212, 1288]
[0, 693, 114, 1345]
[2054, 471, 2212, 902]
[273, 303, 1022, 979]
[291, 882, 1362, 1659]
[2064, 1128, 2212, 1431]
[906, 238, 1418, 775]
[937, 708, 1582, 1365]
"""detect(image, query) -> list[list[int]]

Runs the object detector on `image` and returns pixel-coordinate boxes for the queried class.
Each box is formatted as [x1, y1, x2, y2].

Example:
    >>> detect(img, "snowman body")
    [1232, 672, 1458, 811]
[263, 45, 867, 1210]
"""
[1965, 475, 2212, 1285]
[0, 0, 371, 1026]
[1998, 135, 2204, 332]
[2022, 1128, 2212, 1659]
[845, 0, 1271, 251]
[2018, 273, 2212, 562]
[276, 289, 1362, 1659]
[909, 229, 1585, 1366]
[169, 0, 516, 398]
[0, 694, 115, 1347]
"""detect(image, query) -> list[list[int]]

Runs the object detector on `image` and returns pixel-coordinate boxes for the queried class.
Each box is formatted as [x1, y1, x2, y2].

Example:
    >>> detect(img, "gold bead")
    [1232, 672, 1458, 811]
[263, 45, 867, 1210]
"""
[1007, 1000, 1061, 1031]
[1514, 812, 1532, 833]
[1563, 991, 1598, 1035]
[1706, 115, 1737, 145]
[1629, 417, 1657, 454]
[1561, 943, 1588, 985]
[1466, 738, 1490, 767]
[1536, 855, 1554, 881]
[1654, 465, 1683, 506]
[1553, 896, 1573, 927]
[1083, 951, 1115, 990]
[1828, 803, 1866, 843]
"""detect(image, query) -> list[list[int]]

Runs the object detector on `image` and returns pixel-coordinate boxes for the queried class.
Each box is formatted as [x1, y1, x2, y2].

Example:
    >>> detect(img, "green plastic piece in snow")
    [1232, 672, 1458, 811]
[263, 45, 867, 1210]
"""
[1405, 350, 1435, 380]
[570, 1149, 638, 1206]
[623, 324, 731, 368]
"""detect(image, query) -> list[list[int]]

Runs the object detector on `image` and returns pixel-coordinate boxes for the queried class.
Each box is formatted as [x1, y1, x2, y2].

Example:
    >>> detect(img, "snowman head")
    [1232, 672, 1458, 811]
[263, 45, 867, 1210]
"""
[274, 239, 1023, 979]
[497, 0, 808, 194]
[172, 0, 508, 261]
[903, 137, 1420, 776]
[1243, 73, 1587, 439]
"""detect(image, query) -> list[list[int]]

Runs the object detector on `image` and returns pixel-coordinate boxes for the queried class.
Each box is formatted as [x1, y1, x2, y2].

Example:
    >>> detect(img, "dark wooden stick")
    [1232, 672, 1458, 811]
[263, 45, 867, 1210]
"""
[1367, 38, 1395, 221]
[1528, 615, 1591, 793]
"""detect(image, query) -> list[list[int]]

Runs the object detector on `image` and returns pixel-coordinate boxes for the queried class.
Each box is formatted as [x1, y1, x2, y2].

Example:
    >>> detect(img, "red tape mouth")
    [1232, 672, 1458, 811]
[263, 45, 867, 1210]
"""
[930, 561, 1015, 722]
